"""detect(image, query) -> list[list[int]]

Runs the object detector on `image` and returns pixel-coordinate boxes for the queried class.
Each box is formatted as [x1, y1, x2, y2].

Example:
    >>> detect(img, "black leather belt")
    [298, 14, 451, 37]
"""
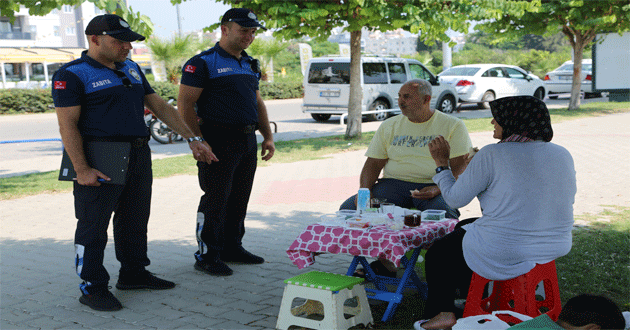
[84, 136, 150, 148]
[201, 122, 258, 134]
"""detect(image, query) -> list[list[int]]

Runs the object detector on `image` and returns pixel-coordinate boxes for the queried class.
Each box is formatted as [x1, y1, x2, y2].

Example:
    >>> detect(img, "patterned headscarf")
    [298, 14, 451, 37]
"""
[490, 95, 553, 142]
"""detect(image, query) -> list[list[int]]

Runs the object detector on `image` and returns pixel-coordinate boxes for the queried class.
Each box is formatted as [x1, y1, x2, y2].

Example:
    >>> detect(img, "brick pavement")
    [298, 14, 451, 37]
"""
[1, 112, 629, 329]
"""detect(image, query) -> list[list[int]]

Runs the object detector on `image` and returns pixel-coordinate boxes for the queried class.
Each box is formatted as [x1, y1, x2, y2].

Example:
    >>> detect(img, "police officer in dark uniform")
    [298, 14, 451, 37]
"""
[52, 14, 213, 311]
[178, 8, 275, 276]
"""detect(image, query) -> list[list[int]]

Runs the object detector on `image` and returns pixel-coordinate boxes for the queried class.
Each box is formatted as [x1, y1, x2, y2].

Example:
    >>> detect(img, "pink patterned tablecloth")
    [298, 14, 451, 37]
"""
[287, 219, 458, 269]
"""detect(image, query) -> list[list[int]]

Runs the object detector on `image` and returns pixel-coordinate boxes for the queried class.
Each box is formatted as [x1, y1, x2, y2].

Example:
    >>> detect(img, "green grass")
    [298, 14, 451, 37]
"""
[1, 101, 628, 200]
[0, 171, 72, 199]
[557, 206, 630, 310]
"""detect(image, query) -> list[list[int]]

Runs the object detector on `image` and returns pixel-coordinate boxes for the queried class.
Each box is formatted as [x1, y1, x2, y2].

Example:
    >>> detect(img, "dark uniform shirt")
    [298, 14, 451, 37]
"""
[180, 43, 260, 126]
[51, 51, 154, 138]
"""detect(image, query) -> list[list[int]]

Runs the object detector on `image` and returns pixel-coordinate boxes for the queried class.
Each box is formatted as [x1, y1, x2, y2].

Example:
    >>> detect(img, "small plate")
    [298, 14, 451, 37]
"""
[336, 210, 359, 220]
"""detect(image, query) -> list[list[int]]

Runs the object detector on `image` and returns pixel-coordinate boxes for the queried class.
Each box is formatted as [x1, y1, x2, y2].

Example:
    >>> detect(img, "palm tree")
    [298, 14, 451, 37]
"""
[247, 38, 288, 82]
[147, 35, 211, 84]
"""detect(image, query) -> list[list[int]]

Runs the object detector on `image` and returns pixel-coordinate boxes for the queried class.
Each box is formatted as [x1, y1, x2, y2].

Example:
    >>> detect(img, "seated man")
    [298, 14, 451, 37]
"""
[339, 79, 472, 276]
[509, 294, 625, 330]
[340, 78, 472, 217]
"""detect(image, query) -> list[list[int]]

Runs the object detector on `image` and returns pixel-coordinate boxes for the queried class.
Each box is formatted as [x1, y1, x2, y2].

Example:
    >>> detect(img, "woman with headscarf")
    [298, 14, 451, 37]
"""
[414, 95, 577, 330]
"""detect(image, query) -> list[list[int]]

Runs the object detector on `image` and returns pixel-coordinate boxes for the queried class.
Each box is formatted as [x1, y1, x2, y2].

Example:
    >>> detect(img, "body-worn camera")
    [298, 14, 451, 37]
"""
[251, 59, 261, 74]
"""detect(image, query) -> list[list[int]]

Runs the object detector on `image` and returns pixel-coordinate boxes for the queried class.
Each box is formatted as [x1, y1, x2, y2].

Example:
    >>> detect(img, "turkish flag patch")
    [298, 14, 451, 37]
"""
[185, 65, 196, 73]
[54, 81, 66, 89]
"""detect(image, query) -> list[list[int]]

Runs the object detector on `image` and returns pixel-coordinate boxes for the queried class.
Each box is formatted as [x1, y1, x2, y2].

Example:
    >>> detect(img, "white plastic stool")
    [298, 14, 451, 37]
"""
[276, 271, 373, 330]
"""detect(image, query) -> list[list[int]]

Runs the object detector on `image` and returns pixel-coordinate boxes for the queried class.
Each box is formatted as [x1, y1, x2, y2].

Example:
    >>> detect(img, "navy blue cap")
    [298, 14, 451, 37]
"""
[221, 8, 267, 30]
[85, 14, 145, 42]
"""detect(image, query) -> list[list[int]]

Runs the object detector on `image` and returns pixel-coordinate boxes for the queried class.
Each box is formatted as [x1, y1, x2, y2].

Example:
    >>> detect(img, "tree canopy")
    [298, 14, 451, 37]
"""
[174, 0, 534, 138]
[0, 0, 154, 37]
[476, 0, 630, 110]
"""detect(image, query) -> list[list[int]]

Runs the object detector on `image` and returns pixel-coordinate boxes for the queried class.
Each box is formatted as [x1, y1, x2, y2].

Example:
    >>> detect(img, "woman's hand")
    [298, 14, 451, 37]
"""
[429, 136, 450, 167]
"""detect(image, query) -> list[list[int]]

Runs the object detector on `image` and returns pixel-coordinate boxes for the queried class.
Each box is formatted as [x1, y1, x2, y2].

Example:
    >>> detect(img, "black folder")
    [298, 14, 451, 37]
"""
[58, 141, 131, 185]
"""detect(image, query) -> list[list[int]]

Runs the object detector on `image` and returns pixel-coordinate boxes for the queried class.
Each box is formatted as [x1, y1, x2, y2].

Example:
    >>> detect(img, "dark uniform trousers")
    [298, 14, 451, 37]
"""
[74, 144, 152, 291]
[195, 126, 258, 262]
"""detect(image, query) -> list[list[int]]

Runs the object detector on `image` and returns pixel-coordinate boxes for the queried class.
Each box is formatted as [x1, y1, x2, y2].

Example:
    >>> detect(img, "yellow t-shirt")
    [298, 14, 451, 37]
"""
[365, 111, 472, 183]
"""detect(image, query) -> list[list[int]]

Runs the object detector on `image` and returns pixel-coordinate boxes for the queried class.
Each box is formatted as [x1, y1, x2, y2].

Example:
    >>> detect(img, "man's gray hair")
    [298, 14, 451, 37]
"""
[406, 79, 432, 97]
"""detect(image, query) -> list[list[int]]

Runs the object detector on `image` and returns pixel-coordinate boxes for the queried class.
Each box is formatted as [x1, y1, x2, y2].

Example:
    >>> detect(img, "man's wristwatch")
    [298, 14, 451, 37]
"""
[187, 136, 204, 143]
[435, 165, 451, 174]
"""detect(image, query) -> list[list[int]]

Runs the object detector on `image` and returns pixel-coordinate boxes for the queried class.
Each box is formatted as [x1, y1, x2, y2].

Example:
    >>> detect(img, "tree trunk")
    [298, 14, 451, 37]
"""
[563, 26, 596, 111]
[345, 30, 363, 139]
[568, 43, 584, 110]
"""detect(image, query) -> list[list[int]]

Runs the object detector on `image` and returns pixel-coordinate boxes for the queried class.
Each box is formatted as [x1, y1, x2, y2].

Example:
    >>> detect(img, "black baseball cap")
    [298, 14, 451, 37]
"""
[221, 8, 267, 30]
[85, 14, 146, 42]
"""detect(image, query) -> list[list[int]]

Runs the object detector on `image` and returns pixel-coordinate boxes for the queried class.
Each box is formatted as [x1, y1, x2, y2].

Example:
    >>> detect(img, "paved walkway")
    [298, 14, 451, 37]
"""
[1, 112, 629, 329]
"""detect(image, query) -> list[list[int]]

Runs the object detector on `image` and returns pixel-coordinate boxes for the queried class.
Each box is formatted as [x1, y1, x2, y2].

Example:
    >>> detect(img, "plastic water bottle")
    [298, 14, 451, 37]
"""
[357, 188, 370, 212]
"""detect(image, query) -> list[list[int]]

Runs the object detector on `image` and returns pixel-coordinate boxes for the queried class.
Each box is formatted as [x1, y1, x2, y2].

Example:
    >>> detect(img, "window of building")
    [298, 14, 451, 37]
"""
[4, 63, 24, 82]
[53, 26, 60, 37]
[31, 63, 46, 81]
[0, 21, 11, 33]
[62, 5, 73, 13]
[66, 26, 76, 35]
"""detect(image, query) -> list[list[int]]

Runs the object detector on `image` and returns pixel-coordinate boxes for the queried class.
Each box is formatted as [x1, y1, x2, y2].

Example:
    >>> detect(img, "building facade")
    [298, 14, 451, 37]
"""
[0, 4, 107, 88]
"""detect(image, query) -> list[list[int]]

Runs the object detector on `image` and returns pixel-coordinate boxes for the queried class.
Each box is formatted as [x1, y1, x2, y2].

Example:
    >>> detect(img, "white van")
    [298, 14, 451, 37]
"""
[302, 56, 459, 122]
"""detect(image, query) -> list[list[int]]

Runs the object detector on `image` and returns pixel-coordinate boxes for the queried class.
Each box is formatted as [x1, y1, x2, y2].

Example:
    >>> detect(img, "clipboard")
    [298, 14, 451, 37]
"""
[58, 141, 131, 185]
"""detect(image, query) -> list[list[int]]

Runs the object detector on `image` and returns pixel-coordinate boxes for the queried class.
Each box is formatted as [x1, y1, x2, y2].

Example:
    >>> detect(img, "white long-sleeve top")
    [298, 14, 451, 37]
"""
[433, 141, 576, 280]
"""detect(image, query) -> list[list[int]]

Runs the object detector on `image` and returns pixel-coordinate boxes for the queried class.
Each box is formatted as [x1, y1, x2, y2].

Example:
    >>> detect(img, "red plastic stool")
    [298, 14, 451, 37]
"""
[463, 260, 562, 321]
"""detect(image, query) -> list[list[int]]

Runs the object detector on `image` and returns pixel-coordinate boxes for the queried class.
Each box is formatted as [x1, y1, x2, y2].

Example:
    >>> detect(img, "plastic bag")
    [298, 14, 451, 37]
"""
[452, 311, 533, 330]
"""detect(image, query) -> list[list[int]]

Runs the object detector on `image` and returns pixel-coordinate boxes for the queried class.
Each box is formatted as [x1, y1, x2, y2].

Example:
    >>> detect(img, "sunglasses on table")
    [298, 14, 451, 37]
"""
[113, 70, 132, 89]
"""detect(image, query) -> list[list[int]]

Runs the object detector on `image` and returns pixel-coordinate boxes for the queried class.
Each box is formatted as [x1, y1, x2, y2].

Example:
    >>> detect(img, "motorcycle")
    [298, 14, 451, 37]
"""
[144, 99, 184, 144]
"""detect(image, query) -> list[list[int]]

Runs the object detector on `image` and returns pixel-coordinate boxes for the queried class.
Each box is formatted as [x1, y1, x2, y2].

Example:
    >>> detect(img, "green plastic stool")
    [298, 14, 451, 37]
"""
[276, 271, 373, 330]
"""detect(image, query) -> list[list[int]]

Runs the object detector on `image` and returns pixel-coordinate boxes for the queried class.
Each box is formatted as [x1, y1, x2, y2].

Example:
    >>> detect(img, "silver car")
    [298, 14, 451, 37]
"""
[543, 59, 601, 98]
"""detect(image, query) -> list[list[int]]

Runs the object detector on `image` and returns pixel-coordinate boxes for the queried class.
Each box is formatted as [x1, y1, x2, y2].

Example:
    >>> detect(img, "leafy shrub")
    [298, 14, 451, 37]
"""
[259, 79, 303, 100]
[0, 88, 53, 114]
[150, 81, 179, 103]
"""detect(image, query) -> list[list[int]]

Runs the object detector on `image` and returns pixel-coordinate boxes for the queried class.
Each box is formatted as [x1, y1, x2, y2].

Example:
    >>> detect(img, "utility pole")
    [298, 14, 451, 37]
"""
[176, 3, 182, 37]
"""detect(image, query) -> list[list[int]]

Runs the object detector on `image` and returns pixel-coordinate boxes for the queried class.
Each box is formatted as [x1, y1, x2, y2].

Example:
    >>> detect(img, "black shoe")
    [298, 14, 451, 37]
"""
[79, 286, 123, 311]
[116, 270, 176, 290]
[221, 248, 265, 264]
[194, 259, 233, 276]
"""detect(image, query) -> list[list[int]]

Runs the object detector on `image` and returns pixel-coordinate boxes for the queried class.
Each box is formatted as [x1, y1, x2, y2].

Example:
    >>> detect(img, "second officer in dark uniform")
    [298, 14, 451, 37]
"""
[178, 8, 275, 276]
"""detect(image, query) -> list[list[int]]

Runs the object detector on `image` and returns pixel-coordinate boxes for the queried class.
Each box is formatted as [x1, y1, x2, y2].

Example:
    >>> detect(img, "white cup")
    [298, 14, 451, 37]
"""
[380, 203, 395, 215]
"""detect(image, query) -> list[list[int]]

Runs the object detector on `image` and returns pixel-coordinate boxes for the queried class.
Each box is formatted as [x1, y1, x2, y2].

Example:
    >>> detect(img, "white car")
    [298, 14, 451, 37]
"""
[438, 64, 547, 109]
[543, 59, 601, 98]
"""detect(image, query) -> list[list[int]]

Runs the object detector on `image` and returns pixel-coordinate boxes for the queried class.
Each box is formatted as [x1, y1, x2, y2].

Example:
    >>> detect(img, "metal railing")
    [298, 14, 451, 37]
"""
[339, 108, 401, 124]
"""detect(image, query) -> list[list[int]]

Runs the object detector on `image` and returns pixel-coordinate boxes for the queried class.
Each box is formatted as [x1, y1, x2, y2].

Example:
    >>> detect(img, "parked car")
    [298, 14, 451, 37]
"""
[543, 59, 601, 99]
[302, 56, 459, 122]
[438, 64, 547, 109]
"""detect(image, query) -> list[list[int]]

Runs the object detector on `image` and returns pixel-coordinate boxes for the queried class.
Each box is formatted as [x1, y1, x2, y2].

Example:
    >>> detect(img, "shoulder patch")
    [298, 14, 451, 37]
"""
[129, 68, 141, 81]
[185, 65, 196, 73]
[54, 81, 66, 90]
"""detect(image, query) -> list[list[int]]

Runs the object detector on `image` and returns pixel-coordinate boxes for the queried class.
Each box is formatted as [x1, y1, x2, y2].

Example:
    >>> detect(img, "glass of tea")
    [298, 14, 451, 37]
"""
[404, 210, 422, 227]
